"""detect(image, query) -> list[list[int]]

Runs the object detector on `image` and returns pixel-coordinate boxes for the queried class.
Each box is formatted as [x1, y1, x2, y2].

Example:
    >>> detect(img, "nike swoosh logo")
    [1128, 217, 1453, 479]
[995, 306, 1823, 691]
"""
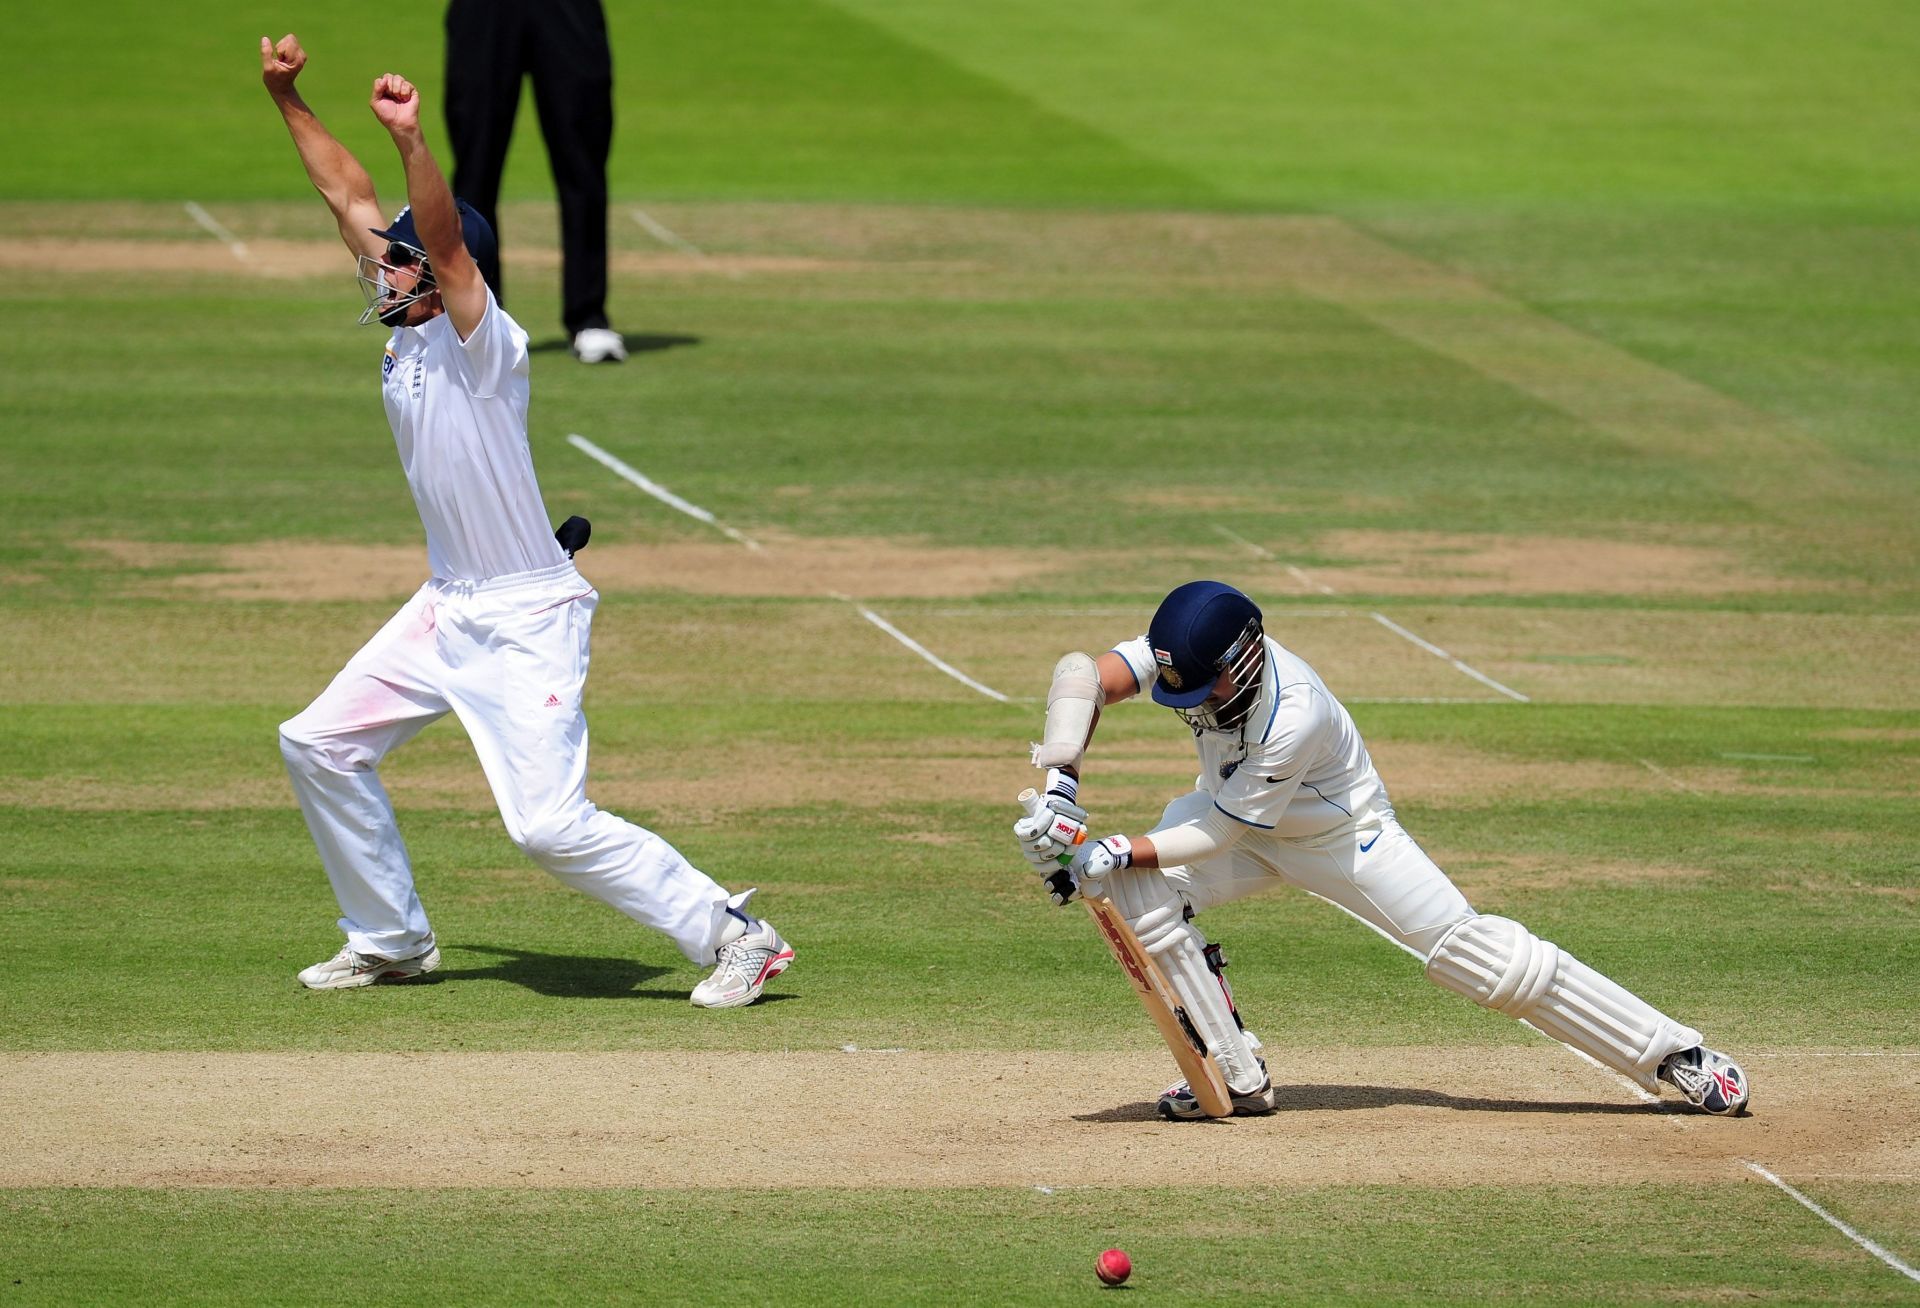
[1358, 833, 1381, 852]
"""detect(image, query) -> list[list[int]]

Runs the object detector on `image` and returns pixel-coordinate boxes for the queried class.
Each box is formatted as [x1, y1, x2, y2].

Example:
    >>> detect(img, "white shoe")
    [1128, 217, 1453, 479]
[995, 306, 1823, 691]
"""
[1657, 1045, 1751, 1116]
[691, 895, 793, 1008]
[1156, 1058, 1275, 1120]
[298, 941, 441, 990]
[572, 327, 627, 363]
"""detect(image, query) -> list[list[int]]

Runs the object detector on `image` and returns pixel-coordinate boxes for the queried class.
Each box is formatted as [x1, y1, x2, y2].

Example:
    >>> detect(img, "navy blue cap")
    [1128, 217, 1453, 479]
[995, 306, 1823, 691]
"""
[370, 199, 496, 273]
[1147, 581, 1263, 709]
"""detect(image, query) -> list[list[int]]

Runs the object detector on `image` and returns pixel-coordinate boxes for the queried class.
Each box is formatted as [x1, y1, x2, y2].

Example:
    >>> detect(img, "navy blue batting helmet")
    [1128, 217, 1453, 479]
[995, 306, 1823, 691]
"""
[1147, 581, 1266, 731]
[369, 199, 496, 272]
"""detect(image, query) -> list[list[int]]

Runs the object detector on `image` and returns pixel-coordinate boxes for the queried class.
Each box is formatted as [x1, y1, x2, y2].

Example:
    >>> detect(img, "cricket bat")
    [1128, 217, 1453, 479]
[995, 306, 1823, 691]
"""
[1018, 789, 1233, 1118]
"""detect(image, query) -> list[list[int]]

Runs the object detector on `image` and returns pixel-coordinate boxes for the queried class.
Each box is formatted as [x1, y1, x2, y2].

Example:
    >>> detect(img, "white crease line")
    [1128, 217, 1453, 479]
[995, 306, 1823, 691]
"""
[1309, 892, 1424, 960]
[1744, 1161, 1920, 1284]
[567, 434, 764, 551]
[628, 208, 744, 280]
[1746, 1050, 1920, 1058]
[1213, 526, 1337, 595]
[629, 207, 707, 256]
[183, 201, 248, 261]
[1554, 1041, 1663, 1104]
[1347, 696, 1506, 705]
[831, 592, 1013, 704]
[1210, 527, 1527, 700]
[1368, 612, 1531, 703]
[569, 435, 1020, 701]
[1636, 758, 1702, 795]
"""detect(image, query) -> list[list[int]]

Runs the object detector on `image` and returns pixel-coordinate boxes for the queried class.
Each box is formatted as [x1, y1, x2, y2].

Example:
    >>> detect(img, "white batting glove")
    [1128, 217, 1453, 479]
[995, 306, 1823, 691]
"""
[1070, 834, 1133, 884]
[1012, 796, 1089, 872]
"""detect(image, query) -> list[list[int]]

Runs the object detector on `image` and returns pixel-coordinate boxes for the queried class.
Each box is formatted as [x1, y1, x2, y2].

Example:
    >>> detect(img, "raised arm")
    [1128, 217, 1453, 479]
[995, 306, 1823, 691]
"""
[260, 35, 384, 261]
[369, 74, 487, 341]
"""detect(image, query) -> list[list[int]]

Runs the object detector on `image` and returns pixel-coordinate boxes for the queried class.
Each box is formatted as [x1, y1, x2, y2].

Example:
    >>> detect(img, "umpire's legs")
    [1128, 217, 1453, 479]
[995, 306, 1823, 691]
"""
[444, 0, 529, 302]
[528, 0, 614, 334]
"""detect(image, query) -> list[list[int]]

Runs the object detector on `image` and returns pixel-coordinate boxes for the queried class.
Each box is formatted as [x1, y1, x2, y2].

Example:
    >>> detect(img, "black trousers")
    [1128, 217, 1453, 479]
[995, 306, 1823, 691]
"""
[444, 0, 614, 334]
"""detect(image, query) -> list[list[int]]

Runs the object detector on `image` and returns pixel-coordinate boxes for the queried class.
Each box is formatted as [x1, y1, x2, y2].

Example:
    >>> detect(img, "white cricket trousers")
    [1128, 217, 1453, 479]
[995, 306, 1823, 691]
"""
[279, 561, 732, 965]
[1155, 789, 1473, 957]
[1153, 788, 1699, 1082]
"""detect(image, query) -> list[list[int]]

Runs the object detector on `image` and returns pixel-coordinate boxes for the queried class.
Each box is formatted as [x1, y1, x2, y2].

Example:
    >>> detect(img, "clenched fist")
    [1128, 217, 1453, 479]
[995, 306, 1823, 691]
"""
[370, 74, 421, 133]
[260, 34, 306, 96]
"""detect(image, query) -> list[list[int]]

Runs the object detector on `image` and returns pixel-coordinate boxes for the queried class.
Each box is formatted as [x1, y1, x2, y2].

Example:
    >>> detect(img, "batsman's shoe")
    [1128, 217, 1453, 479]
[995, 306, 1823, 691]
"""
[1657, 1045, 1750, 1115]
[572, 327, 628, 364]
[1157, 1059, 1275, 1121]
[691, 919, 794, 1009]
[298, 940, 441, 990]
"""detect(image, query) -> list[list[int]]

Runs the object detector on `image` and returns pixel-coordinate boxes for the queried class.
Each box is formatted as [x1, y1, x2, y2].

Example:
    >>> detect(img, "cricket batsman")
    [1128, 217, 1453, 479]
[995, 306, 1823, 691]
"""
[261, 36, 793, 1006]
[1014, 580, 1749, 1117]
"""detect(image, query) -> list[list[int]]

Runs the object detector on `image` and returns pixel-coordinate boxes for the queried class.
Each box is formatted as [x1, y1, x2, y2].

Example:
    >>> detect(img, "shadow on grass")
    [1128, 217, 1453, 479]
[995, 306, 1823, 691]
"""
[440, 943, 678, 999]
[527, 333, 702, 357]
[441, 943, 801, 1004]
[1072, 1084, 1664, 1123]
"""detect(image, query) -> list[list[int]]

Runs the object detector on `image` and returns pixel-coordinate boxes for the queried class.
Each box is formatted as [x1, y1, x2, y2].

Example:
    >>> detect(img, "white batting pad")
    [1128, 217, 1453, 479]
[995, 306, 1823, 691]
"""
[1425, 915, 1701, 1087]
[1105, 868, 1263, 1093]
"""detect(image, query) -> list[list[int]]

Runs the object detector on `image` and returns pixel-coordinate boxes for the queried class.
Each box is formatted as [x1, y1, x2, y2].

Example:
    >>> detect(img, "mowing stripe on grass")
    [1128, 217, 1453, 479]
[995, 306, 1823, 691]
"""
[182, 201, 247, 262]
[1744, 1161, 1920, 1284]
[568, 433, 765, 550]
[1272, 218, 1861, 513]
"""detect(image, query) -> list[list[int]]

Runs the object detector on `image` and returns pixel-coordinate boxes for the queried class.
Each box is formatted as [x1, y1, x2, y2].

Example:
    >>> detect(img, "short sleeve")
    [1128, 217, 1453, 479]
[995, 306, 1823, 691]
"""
[1110, 635, 1156, 696]
[451, 288, 526, 399]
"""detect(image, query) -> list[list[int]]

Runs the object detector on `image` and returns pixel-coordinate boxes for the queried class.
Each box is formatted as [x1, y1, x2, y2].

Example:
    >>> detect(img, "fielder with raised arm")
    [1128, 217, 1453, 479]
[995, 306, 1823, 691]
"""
[261, 36, 793, 1006]
[1014, 580, 1748, 1117]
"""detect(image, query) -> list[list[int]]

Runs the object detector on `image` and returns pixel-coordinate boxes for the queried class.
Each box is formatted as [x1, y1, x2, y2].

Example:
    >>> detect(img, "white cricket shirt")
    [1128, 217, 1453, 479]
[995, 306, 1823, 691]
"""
[381, 290, 567, 582]
[1113, 634, 1389, 838]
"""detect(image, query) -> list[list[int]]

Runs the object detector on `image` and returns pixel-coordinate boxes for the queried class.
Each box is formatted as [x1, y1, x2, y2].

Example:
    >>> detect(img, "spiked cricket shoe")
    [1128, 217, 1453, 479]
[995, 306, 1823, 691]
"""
[691, 917, 793, 1008]
[298, 941, 441, 990]
[1157, 1059, 1275, 1120]
[1658, 1045, 1751, 1115]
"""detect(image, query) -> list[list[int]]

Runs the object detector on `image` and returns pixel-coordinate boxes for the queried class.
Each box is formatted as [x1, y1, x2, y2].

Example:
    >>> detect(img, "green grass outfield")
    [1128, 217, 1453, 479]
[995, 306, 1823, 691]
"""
[2, 0, 1918, 1303]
